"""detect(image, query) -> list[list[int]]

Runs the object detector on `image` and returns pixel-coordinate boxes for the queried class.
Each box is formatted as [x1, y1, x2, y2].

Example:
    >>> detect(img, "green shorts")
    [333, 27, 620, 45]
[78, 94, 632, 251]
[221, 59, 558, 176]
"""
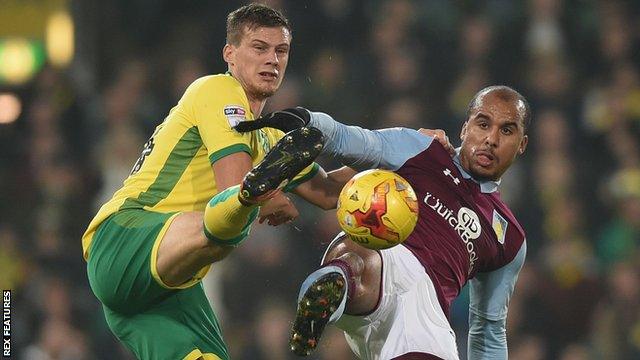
[86, 209, 229, 360]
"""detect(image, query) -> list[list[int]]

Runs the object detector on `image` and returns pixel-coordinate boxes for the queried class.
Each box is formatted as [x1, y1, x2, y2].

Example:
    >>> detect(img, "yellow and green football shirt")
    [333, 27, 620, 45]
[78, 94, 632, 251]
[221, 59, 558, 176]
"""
[82, 73, 318, 259]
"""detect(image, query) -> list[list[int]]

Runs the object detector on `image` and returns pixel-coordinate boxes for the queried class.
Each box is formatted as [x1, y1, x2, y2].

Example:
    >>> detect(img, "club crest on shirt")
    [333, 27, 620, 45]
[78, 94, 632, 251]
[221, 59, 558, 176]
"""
[492, 210, 508, 245]
[224, 105, 247, 128]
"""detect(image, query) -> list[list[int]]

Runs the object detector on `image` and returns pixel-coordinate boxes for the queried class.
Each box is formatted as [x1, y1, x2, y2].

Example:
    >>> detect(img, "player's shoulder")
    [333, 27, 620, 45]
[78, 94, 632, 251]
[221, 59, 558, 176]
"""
[186, 73, 242, 93]
[181, 73, 248, 112]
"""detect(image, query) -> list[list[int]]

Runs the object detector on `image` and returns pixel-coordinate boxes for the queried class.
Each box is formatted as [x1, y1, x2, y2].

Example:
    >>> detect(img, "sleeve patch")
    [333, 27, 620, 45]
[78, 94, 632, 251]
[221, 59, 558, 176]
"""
[223, 105, 247, 128]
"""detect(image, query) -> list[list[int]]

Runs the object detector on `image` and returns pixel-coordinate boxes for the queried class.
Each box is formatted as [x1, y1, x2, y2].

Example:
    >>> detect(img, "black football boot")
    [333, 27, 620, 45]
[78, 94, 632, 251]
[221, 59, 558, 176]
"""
[239, 127, 324, 204]
[289, 272, 347, 356]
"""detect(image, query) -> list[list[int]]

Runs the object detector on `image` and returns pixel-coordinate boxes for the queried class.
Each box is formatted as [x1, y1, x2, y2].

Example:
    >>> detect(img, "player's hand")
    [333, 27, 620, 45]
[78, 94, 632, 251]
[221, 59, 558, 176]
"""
[258, 192, 299, 226]
[418, 128, 456, 156]
[234, 107, 310, 133]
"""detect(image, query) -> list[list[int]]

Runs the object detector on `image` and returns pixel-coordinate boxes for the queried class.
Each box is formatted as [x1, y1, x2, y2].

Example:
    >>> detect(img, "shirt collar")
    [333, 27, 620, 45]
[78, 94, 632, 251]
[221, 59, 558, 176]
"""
[452, 147, 501, 193]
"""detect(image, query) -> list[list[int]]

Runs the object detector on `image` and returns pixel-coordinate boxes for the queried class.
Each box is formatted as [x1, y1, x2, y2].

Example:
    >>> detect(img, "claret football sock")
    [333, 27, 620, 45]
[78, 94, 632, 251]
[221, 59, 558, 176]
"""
[322, 259, 356, 303]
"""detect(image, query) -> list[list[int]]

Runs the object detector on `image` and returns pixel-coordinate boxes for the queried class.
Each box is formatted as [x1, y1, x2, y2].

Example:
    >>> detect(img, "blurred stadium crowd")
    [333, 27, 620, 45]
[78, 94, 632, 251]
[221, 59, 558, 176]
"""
[1, 0, 640, 359]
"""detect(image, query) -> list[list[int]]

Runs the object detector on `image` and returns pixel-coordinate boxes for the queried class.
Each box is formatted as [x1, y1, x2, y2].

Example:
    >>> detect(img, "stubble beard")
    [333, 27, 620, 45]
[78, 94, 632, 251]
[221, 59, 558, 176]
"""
[470, 165, 495, 181]
[462, 147, 499, 181]
[248, 83, 277, 101]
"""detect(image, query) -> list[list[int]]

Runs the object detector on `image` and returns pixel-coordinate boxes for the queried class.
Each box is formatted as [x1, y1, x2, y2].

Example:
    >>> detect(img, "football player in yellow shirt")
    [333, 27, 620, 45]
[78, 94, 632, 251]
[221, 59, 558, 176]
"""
[83, 4, 350, 360]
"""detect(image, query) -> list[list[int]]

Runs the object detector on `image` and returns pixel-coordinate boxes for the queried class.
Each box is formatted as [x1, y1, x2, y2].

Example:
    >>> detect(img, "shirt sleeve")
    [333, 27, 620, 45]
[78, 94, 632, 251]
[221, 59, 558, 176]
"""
[467, 241, 527, 360]
[183, 77, 254, 164]
[308, 111, 434, 171]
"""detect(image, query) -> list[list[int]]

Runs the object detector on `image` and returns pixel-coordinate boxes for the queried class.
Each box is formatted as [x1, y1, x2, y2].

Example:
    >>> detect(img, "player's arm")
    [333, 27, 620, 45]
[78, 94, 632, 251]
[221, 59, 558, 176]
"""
[233, 108, 437, 171]
[293, 166, 358, 210]
[308, 111, 436, 171]
[467, 242, 527, 360]
[212, 152, 254, 191]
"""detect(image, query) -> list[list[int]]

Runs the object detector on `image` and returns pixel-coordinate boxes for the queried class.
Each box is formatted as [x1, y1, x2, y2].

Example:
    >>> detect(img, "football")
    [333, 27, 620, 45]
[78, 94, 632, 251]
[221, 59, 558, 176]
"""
[336, 169, 419, 250]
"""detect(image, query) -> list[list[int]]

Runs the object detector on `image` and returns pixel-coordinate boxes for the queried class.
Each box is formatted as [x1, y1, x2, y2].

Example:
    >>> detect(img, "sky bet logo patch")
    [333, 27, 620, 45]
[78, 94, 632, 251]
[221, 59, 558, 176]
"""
[224, 105, 247, 128]
[492, 210, 508, 245]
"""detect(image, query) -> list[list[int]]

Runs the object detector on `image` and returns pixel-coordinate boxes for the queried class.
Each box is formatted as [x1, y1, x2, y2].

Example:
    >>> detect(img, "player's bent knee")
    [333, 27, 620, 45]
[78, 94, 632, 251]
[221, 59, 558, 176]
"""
[320, 234, 383, 314]
[323, 235, 380, 267]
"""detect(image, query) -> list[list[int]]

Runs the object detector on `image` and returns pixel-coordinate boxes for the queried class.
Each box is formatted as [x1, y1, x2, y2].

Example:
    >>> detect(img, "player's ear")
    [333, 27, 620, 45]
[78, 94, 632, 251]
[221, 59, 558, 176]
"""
[460, 121, 468, 141]
[223, 44, 234, 65]
[518, 135, 528, 155]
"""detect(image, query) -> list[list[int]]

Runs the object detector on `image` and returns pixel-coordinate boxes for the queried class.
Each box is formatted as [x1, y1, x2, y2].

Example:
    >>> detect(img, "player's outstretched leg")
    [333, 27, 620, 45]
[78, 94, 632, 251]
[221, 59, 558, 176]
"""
[290, 236, 381, 356]
[240, 126, 324, 203]
[160, 127, 324, 286]
[289, 263, 350, 356]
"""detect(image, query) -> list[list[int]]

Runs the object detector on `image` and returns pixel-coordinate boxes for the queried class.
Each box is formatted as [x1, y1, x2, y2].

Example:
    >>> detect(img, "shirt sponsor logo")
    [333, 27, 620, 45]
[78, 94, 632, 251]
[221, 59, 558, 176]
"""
[424, 192, 481, 273]
[492, 210, 508, 245]
[224, 105, 247, 128]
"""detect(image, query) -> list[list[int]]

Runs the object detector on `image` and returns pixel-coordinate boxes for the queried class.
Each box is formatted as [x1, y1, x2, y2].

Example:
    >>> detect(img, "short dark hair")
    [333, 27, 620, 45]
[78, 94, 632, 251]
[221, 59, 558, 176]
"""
[467, 85, 532, 132]
[226, 3, 291, 45]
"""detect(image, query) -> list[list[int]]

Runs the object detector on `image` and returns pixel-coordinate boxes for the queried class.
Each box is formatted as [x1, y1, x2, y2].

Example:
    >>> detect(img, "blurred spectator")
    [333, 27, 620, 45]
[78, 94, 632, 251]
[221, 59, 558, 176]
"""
[584, 63, 640, 135]
[240, 298, 296, 360]
[557, 343, 591, 360]
[23, 318, 88, 360]
[448, 65, 489, 120]
[379, 96, 426, 129]
[591, 261, 640, 359]
[91, 60, 149, 208]
[597, 168, 640, 268]
[301, 48, 363, 122]
[510, 334, 548, 360]
[169, 57, 207, 103]
[526, 0, 564, 59]
[461, 15, 493, 65]
[268, 76, 304, 112]
[0, 225, 28, 290]
[596, 1, 636, 67]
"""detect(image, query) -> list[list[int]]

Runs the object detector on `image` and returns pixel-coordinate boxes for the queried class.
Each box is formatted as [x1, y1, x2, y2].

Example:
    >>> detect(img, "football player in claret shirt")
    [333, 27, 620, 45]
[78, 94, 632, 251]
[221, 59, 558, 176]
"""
[235, 86, 530, 360]
[82, 4, 353, 360]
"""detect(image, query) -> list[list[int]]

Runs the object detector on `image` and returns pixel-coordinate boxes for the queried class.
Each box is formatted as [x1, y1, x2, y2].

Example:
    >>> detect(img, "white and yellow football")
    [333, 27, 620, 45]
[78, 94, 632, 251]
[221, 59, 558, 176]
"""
[336, 169, 419, 250]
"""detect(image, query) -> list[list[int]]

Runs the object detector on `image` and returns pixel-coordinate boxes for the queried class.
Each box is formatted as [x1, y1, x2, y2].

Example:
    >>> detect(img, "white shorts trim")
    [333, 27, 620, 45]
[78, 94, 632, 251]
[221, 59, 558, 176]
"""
[335, 245, 460, 360]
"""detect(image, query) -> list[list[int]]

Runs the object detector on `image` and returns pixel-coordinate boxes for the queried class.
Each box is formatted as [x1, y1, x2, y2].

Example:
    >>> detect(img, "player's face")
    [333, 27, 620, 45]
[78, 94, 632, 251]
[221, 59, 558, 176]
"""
[224, 25, 291, 101]
[459, 93, 528, 181]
